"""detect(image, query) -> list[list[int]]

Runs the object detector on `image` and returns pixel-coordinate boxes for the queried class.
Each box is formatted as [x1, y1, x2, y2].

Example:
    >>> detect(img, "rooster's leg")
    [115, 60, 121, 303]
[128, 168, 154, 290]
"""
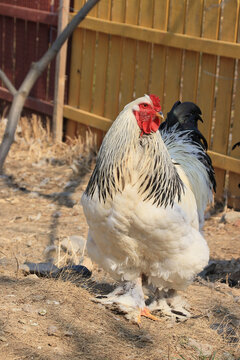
[94, 277, 160, 323]
[148, 289, 191, 320]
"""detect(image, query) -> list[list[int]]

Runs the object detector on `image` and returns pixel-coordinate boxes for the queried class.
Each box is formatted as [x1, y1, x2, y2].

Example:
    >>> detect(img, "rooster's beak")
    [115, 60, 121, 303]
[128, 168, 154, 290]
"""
[156, 111, 164, 121]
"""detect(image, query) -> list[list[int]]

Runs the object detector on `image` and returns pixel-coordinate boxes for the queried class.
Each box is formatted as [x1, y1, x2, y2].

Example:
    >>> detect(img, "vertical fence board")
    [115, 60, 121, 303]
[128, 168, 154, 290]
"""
[150, 0, 169, 112]
[212, 0, 239, 202]
[78, 2, 97, 112]
[66, 0, 85, 138]
[53, 0, 70, 141]
[90, 0, 111, 146]
[26, 21, 39, 97]
[78, 29, 96, 111]
[92, 0, 111, 116]
[198, 0, 221, 145]
[134, 0, 154, 99]
[163, 0, 186, 113]
[15, 19, 28, 89]
[104, 0, 125, 120]
[228, 59, 240, 209]
[3, 16, 14, 85]
[0, 16, 3, 87]
[119, 0, 139, 110]
[48, 28, 58, 101]
[181, 0, 203, 102]
[32, 23, 49, 100]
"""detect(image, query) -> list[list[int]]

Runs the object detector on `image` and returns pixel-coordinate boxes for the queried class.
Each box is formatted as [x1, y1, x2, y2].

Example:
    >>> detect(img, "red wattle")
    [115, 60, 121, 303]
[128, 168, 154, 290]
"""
[151, 116, 161, 132]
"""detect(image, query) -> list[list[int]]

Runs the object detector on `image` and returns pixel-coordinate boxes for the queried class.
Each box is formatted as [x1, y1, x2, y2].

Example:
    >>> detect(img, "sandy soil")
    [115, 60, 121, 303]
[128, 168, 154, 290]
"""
[0, 124, 239, 360]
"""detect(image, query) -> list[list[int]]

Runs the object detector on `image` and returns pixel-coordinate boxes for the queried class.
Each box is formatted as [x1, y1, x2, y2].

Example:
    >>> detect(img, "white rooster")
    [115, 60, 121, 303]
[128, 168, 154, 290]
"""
[81, 95, 216, 324]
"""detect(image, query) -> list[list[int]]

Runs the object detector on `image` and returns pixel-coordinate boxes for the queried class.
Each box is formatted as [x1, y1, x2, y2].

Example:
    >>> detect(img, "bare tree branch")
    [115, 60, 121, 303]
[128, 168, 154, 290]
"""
[0, 0, 100, 173]
[0, 70, 17, 95]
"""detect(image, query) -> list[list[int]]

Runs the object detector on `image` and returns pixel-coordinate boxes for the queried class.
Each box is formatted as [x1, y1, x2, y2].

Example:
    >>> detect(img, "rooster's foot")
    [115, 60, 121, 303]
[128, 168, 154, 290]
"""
[92, 280, 149, 324]
[148, 290, 191, 321]
[137, 307, 161, 324]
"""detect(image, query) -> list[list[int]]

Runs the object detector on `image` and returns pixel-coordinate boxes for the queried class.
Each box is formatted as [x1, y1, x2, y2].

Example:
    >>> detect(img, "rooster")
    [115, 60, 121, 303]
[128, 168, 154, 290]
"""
[81, 95, 216, 324]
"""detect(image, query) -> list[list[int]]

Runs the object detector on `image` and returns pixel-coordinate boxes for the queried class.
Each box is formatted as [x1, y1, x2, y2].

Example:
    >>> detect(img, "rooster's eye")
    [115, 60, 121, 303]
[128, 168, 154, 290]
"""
[142, 103, 148, 107]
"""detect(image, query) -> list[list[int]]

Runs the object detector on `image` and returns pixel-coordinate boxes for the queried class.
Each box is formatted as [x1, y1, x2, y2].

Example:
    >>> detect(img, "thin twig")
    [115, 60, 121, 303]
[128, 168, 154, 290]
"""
[14, 254, 20, 279]
[0, 70, 17, 95]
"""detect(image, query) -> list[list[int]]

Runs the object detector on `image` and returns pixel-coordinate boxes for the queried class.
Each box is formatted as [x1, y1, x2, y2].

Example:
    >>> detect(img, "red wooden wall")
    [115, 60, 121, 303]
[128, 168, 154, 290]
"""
[0, 0, 60, 116]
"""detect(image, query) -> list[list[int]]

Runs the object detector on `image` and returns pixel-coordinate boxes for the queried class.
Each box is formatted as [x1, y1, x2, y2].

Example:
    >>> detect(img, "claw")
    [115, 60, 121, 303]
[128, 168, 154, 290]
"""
[138, 307, 161, 323]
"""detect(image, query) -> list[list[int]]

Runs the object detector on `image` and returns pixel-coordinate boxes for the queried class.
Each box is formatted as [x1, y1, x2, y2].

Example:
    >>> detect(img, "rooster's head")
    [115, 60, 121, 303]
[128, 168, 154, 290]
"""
[130, 94, 163, 136]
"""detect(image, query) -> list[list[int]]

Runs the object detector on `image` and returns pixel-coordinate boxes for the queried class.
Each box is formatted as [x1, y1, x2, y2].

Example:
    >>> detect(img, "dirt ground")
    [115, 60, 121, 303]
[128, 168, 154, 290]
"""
[0, 119, 239, 360]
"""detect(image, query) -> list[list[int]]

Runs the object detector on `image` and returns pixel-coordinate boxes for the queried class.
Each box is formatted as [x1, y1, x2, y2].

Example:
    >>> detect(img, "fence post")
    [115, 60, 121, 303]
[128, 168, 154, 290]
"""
[53, 0, 70, 141]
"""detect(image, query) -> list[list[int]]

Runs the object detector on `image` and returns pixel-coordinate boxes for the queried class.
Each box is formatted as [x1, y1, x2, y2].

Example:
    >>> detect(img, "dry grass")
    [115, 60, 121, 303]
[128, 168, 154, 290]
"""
[0, 112, 97, 166]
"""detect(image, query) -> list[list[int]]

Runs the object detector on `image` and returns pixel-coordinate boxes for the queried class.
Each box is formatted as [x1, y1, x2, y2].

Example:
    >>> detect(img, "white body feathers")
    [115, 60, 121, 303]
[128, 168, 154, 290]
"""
[81, 96, 212, 292]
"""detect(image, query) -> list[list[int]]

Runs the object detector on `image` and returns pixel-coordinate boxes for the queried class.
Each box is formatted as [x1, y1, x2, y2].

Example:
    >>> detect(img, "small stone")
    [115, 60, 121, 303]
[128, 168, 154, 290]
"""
[18, 319, 27, 324]
[222, 352, 235, 360]
[28, 212, 41, 221]
[64, 180, 78, 189]
[12, 308, 21, 312]
[39, 178, 50, 186]
[26, 274, 40, 280]
[29, 320, 38, 326]
[38, 309, 47, 316]
[32, 294, 45, 301]
[221, 211, 240, 224]
[19, 264, 30, 275]
[137, 334, 154, 343]
[188, 338, 213, 357]
[64, 330, 73, 337]
[6, 197, 19, 204]
[53, 211, 61, 218]
[61, 235, 86, 256]
[47, 325, 59, 336]
[47, 203, 56, 209]
[22, 304, 34, 313]
[44, 245, 58, 257]
[0, 336, 7, 342]
[29, 192, 39, 198]
[46, 300, 60, 305]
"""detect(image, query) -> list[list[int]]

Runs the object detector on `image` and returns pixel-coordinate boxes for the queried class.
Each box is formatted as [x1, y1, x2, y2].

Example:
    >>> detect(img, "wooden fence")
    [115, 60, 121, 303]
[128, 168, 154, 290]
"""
[0, 0, 60, 116]
[64, 0, 240, 209]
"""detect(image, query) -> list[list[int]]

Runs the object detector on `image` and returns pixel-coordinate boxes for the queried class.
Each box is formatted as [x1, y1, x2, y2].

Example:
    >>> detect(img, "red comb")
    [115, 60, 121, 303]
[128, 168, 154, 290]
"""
[149, 94, 161, 112]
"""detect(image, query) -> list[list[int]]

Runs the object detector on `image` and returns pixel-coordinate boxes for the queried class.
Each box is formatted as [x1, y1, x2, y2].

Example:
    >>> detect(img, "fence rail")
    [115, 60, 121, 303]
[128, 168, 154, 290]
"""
[71, 15, 240, 59]
[64, 0, 240, 209]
